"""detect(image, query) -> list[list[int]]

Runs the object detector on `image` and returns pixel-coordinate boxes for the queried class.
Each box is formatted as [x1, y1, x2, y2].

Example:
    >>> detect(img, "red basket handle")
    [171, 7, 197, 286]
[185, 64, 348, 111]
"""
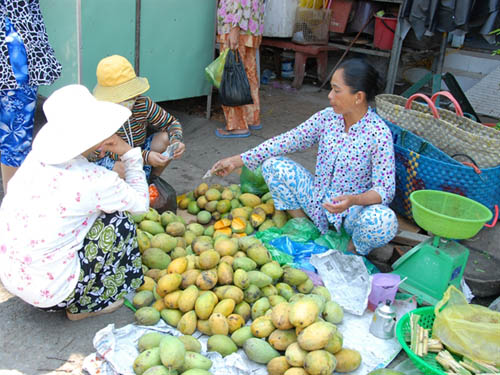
[485, 205, 498, 228]
[405, 93, 440, 119]
[430, 91, 464, 117]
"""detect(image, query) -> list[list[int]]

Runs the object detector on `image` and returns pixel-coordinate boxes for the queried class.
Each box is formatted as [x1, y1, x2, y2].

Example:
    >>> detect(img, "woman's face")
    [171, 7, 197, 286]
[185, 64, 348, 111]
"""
[328, 68, 361, 115]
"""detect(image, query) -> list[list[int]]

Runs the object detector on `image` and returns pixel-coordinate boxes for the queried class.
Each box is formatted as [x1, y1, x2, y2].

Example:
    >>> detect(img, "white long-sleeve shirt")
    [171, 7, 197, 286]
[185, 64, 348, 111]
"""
[0, 147, 148, 308]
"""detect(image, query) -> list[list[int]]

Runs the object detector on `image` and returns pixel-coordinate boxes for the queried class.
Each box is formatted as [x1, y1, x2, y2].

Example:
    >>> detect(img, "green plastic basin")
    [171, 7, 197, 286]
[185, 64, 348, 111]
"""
[409, 190, 493, 239]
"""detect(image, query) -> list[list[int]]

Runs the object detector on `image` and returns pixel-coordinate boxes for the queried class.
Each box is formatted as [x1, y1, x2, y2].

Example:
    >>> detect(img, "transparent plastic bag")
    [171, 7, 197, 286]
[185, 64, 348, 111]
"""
[433, 285, 500, 366]
[240, 165, 269, 195]
[204, 48, 229, 89]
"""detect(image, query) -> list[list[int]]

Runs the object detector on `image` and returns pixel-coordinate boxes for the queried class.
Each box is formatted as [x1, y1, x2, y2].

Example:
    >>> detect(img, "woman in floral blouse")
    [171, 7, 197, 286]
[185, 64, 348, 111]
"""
[215, 0, 265, 138]
[210, 59, 398, 255]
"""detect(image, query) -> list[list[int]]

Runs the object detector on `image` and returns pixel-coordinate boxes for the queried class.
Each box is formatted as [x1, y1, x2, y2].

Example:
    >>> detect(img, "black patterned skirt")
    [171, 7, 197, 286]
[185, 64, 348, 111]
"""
[42, 211, 144, 313]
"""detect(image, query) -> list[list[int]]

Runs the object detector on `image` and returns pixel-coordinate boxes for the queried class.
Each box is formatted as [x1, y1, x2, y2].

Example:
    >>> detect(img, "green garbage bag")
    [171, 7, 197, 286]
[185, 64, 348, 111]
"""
[240, 165, 269, 195]
[205, 48, 229, 89]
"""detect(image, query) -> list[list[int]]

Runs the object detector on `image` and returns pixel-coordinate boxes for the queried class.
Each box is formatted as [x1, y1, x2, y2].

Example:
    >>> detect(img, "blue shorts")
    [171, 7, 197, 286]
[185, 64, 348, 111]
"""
[95, 134, 153, 179]
[0, 84, 38, 167]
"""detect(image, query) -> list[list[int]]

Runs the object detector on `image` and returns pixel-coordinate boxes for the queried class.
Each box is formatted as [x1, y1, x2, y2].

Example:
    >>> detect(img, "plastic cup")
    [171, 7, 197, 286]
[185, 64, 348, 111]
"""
[367, 273, 400, 312]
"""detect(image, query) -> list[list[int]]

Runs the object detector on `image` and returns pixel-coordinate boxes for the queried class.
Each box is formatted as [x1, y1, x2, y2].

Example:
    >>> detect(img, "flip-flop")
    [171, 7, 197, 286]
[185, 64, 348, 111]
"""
[249, 124, 262, 130]
[215, 129, 251, 138]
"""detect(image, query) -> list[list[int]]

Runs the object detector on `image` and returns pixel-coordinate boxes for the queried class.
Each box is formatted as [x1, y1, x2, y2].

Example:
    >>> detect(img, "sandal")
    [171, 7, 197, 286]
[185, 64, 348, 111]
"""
[215, 129, 251, 138]
[249, 124, 262, 130]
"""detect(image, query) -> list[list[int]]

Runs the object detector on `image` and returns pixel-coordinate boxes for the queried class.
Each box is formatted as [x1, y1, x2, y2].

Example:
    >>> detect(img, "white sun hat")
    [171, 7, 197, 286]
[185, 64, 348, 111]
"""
[31, 84, 131, 165]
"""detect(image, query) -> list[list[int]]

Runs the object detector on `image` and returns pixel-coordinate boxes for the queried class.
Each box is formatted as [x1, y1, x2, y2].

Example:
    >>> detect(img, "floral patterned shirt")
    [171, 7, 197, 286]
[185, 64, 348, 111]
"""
[217, 0, 265, 36]
[0, 148, 148, 307]
[241, 107, 396, 233]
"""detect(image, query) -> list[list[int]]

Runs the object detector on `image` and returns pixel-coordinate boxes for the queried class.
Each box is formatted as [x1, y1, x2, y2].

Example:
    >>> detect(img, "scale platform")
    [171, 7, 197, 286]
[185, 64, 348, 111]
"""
[392, 236, 469, 305]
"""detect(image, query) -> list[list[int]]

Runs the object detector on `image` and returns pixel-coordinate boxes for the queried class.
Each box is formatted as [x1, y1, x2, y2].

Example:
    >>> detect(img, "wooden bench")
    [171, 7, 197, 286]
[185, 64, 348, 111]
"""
[261, 37, 338, 89]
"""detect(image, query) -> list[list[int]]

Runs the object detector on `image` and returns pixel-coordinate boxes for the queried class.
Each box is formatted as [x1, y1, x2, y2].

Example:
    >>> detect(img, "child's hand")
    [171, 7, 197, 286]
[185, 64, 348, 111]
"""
[172, 141, 185, 159]
[147, 151, 169, 167]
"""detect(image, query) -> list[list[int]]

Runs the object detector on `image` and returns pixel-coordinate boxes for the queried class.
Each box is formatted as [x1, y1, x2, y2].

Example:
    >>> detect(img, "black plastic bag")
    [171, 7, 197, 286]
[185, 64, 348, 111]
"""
[148, 175, 177, 213]
[219, 50, 253, 107]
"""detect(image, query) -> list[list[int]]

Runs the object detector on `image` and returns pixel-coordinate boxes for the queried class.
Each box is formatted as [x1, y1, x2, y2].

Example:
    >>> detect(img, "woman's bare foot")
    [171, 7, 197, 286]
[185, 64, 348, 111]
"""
[66, 299, 124, 321]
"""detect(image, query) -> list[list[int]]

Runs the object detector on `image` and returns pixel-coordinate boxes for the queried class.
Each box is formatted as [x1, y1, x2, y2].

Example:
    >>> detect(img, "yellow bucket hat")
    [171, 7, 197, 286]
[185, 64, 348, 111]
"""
[93, 55, 150, 103]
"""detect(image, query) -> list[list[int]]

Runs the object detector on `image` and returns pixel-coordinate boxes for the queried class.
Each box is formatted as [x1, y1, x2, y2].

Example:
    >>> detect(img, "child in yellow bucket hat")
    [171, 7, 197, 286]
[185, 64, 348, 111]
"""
[92, 55, 185, 180]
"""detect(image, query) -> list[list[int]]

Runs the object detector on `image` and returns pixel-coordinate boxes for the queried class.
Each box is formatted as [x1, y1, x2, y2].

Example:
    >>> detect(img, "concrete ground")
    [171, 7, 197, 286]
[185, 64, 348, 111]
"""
[0, 83, 329, 375]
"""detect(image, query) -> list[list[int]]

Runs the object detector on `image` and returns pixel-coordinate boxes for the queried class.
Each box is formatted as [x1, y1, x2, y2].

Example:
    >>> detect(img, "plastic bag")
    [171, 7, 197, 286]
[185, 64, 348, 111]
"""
[219, 50, 253, 107]
[280, 217, 321, 242]
[433, 285, 500, 366]
[240, 165, 269, 195]
[204, 48, 229, 89]
[148, 175, 177, 214]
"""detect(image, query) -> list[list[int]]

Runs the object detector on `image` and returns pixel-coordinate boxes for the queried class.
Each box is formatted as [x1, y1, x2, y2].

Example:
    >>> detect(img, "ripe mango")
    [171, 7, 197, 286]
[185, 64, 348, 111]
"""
[195, 182, 209, 197]
[196, 196, 208, 209]
[214, 238, 238, 256]
[231, 207, 250, 220]
[138, 332, 165, 352]
[289, 297, 319, 328]
[204, 201, 218, 213]
[140, 220, 165, 235]
[243, 338, 280, 364]
[151, 233, 177, 253]
[276, 283, 295, 301]
[214, 218, 231, 230]
[267, 356, 290, 375]
[251, 316, 276, 338]
[163, 290, 182, 309]
[167, 257, 188, 274]
[261, 284, 278, 297]
[285, 342, 308, 367]
[259, 219, 276, 232]
[177, 310, 197, 335]
[214, 227, 232, 238]
[304, 350, 336, 375]
[194, 291, 217, 319]
[178, 285, 199, 312]
[137, 276, 156, 292]
[312, 286, 331, 301]
[227, 313, 245, 333]
[170, 247, 187, 259]
[178, 335, 201, 353]
[213, 285, 244, 304]
[247, 245, 272, 265]
[205, 188, 221, 201]
[284, 368, 308, 375]
[159, 335, 185, 370]
[230, 217, 246, 234]
[181, 269, 201, 289]
[186, 223, 204, 236]
[179, 197, 191, 210]
[333, 348, 362, 373]
[191, 238, 212, 255]
[216, 199, 231, 214]
[181, 351, 212, 372]
[198, 250, 220, 270]
[244, 284, 262, 304]
[135, 307, 161, 326]
[219, 255, 234, 266]
[141, 365, 173, 375]
[142, 248, 171, 270]
[166, 222, 185, 237]
[217, 262, 233, 285]
[297, 321, 336, 351]
[231, 326, 254, 347]
[152, 299, 166, 311]
[207, 334, 238, 357]
[195, 269, 218, 290]
[160, 309, 182, 327]
[269, 329, 298, 351]
[208, 312, 229, 335]
[197, 319, 212, 336]
[137, 230, 152, 253]
[308, 294, 326, 315]
[160, 211, 177, 227]
[272, 302, 293, 330]
[250, 207, 266, 228]
[133, 347, 161, 375]
[213, 298, 235, 317]
[238, 236, 260, 251]
[269, 295, 287, 306]
[157, 273, 182, 295]
[239, 193, 261, 208]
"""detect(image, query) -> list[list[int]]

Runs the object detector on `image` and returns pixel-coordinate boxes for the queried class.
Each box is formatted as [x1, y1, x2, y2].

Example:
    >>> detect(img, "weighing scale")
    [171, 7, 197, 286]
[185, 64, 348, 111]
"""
[392, 190, 493, 306]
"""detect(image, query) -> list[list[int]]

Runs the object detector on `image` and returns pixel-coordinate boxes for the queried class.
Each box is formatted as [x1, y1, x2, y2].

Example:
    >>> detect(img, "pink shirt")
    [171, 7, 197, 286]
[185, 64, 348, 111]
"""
[0, 148, 148, 307]
[217, 0, 265, 36]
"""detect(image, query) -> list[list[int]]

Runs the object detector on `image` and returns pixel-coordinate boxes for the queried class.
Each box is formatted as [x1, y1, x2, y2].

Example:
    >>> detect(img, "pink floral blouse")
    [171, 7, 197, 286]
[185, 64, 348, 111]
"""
[217, 0, 265, 36]
[241, 108, 396, 233]
[0, 148, 148, 308]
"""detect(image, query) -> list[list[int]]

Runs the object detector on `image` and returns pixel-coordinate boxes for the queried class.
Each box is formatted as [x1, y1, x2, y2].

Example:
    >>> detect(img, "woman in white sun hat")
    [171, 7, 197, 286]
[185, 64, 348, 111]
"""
[92, 54, 185, 181]
[0, 84, 149, 321]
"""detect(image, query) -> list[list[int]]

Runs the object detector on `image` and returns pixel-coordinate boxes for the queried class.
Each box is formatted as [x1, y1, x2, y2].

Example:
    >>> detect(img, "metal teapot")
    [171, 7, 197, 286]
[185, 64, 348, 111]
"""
[369, 300, 397, 339]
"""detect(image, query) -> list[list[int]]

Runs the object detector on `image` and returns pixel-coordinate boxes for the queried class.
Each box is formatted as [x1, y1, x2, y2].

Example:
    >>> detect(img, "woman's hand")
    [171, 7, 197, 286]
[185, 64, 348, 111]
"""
[172, 141, 185, 159]
[210, 155, 243, 177]
[147, 151, 169, 167]
[322, 195, 357, 214]
[98, 135, 132, 158]
[228, 26, 240, 50]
